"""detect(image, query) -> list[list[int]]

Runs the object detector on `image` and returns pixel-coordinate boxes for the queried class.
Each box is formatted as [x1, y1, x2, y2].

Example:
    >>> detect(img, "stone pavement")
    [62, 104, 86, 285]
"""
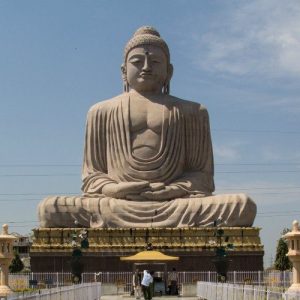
[101, 297, 198, 300]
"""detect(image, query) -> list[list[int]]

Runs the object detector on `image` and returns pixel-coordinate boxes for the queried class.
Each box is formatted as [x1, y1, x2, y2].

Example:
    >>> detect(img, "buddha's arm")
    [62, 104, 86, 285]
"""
[170, 171, 214, 196]
[81, 104, 150, 197]
[81, 106, 116, 194]
[171, 105, 215, 196]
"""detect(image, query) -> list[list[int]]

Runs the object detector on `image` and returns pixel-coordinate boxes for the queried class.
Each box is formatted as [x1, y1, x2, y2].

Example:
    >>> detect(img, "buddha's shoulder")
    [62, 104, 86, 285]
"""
[166, 95, 209, 116]
[87, 94, 125, 115]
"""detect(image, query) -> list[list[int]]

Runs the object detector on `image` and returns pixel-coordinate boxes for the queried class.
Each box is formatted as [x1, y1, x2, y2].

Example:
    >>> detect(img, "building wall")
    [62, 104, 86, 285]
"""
[30, 250, 264, 272]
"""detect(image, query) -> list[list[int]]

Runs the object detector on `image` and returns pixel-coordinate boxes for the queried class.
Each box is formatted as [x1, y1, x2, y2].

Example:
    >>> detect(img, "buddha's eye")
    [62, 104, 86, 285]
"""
[129, 58, 142, 64]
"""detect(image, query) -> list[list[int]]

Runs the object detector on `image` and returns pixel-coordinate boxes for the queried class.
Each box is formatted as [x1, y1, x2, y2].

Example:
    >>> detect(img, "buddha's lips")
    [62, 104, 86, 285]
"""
[140, 73, 153, 78]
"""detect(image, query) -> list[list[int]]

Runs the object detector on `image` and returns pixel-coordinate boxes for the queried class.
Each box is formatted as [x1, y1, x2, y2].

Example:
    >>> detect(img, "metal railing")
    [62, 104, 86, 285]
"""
[8, 270, 293, 293]
[8, 282, 101, 300]
[197, 281, 300, 300]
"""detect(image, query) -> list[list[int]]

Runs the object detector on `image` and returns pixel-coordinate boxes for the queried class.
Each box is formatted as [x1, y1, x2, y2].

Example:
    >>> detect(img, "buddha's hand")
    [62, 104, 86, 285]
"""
[141, 185, 187, 201]
[150, 182, 165, 191]
[102, 181, 150, 199]
[125, 183, 165, 201]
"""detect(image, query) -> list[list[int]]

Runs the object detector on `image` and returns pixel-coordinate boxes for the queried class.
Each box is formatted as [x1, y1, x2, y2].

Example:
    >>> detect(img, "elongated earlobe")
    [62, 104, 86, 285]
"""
[123, 82, 129, 92]
[163, 64, 173, 94]
[163, 82, 170, 94]
[121, 64, 129, 92]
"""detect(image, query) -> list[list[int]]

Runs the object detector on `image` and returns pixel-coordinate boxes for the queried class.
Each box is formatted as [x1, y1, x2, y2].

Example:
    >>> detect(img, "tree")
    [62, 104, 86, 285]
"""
[274, 236, 292, 271]
[9, 253, 24, 273]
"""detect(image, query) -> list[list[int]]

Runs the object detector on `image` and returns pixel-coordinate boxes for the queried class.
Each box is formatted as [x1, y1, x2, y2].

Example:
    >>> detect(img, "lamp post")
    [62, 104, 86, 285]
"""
[0, 224, 16, 298]
[283, 220, 300, 294]
[210, 225, 233, 282]
[70, 227, 89, 284]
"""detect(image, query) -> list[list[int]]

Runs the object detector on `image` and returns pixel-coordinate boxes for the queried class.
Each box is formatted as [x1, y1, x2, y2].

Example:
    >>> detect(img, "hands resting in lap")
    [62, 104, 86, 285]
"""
[102, 181, 187, 201]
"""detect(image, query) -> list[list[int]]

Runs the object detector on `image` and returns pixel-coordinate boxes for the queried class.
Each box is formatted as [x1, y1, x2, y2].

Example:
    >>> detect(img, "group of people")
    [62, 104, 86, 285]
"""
[132, 268, 178, 299]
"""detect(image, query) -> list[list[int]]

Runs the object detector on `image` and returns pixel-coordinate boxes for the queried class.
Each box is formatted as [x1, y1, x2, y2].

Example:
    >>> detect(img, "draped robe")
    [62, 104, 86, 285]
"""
[38, 93, 256, 228]
[82, 93, 215, 196]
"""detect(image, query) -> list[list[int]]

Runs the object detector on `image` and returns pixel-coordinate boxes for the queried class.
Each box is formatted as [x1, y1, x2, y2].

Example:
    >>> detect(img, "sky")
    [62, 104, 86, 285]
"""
[1, 0, 300, 269]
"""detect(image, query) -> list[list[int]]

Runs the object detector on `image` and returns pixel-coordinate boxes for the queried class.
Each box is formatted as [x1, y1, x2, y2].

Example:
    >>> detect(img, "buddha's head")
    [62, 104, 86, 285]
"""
[122, 26, 173, 94]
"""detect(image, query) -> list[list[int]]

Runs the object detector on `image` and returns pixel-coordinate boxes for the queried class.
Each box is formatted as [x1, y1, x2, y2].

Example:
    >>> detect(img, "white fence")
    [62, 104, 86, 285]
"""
[8, 270, 292, 291]
[8, 282, 101, 300]
[5, 271, 296, 299]
[197, 281, 300, 300]
[8, 272, 132, 292]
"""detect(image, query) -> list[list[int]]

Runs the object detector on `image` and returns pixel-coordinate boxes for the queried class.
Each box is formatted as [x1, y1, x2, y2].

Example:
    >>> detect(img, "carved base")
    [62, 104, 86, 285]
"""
[30, 227, 264, 272]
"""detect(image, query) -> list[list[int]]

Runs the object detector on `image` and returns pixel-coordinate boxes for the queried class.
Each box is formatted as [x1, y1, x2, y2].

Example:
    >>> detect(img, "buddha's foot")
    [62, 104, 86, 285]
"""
[38, 196, 91, 227]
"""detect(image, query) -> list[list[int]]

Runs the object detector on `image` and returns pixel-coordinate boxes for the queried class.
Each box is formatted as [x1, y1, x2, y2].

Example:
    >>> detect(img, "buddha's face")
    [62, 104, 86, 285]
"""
[124, 45, 172, 93]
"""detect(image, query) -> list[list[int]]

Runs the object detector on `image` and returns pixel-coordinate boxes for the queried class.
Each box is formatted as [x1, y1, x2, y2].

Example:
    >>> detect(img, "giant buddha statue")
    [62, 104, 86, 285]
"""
[38, 26, 256, 228]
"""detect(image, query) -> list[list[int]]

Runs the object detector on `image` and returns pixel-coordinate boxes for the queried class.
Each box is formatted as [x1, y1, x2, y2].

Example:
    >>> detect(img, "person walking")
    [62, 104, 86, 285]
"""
[133, 268, 142, 299]
[141, 270, 153, 300]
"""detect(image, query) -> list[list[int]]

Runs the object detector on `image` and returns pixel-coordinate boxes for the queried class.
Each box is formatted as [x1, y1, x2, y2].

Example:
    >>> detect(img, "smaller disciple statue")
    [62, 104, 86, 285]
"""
[38, 26, 256, 228]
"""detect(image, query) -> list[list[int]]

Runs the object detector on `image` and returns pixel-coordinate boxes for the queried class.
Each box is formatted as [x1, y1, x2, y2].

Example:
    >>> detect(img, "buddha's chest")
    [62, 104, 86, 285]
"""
[129, 97, 168, 134]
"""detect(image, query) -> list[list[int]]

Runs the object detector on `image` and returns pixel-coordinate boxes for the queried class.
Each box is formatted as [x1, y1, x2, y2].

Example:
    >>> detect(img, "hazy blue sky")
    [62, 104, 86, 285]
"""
[1, 0, 300, 268]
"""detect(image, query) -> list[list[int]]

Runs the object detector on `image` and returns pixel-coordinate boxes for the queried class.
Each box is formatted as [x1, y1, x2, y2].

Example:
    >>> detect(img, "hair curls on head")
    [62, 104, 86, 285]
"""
[124, 26, 170, 63]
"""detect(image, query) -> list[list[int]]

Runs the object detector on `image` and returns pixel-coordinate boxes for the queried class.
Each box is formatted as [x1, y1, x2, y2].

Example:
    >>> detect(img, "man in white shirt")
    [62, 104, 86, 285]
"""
[141, 270, 153, 300]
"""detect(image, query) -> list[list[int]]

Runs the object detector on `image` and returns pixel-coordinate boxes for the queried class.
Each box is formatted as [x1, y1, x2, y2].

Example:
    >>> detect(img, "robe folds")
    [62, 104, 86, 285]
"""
[38, 93, 256, 228]
[81, 93, 215, 195]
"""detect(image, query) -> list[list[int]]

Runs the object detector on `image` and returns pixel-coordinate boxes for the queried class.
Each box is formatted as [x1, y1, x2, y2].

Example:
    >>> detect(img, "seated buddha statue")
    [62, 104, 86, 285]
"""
[38, 26, 256, 228]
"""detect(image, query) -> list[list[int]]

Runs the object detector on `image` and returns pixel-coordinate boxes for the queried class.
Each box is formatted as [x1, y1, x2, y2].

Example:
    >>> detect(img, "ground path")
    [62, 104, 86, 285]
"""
[101, 296, 198, 300]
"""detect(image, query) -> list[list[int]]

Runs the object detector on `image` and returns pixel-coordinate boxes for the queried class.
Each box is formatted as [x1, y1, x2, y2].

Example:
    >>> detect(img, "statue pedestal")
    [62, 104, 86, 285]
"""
[30, 227, 263, 272]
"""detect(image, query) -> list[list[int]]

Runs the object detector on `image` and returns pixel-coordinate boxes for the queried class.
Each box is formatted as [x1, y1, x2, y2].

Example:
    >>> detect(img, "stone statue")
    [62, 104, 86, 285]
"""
[38, 26, 256, 228]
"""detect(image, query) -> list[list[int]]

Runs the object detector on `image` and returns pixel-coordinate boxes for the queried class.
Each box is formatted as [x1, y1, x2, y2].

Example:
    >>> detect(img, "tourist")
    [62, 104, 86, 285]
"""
[141, 270, 153, 300]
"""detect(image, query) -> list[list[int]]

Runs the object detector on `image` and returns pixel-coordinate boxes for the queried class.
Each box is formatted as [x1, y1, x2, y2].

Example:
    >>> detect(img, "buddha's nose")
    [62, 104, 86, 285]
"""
[142, 56, 152, 72]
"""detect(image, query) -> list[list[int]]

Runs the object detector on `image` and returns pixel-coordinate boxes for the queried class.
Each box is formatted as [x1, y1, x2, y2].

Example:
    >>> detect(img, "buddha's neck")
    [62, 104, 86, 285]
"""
[129, 89, 163, 98]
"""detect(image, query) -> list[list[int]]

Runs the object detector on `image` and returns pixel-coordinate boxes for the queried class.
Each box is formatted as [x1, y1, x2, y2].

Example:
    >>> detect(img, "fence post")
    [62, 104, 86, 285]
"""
[233, 283, 237, 300]
[233, 271, 236, 284]
[282, 291, 287, 300]
[226, 283, 229, 300]
[266, 289, 270, 300]
[89, 282, 93, 300]
[208, 271, 211, 282]
[98, 282, 101, 300]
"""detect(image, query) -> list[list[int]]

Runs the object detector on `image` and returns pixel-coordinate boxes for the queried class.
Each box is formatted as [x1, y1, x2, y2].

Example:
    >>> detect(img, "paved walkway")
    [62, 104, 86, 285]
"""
[101, 297, 198, 300]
